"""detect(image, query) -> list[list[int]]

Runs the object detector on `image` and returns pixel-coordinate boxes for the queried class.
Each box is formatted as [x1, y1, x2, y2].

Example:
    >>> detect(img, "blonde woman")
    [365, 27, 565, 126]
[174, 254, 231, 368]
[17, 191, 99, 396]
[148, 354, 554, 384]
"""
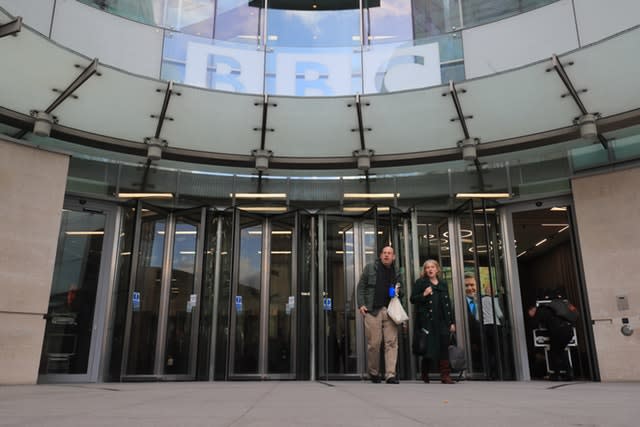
[410, 259, 456, 384]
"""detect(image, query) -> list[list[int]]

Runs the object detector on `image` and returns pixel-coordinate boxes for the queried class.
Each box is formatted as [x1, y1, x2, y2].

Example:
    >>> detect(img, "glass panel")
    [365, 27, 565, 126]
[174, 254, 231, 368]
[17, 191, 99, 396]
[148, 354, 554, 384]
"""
[162, 32, 266, 94]
[363, 32, 462, 93]
[460, 203, 515, 379]
[163, 0, 215, 37]
[265, 45, 360, 96]
[108, 206, 136, 380]
[569, 144, 609, 171]
[267, 219, 294, 373]
[214, 0, 262, 44]
[461, 0, 555, 28]
[325, 219, 357, 375]
[364, 0, 413, 45]
[264, 6, 360, 96]
[39, 209, 105, 374]
[233, 220, 263, 374]
[163, 213, 200, 374]
[412, 0, 461, 37]
[77, 0, 158, 26]
[126, 210, 166, 375]
[612, 134, 640, 162]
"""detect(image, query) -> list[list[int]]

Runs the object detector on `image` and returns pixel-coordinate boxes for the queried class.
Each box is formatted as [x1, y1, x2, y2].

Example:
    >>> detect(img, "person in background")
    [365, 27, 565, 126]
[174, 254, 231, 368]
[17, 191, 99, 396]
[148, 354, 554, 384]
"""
[464, 273, 482, 369]
[410, 259, 456, 384]
[528, 289, 577, 381]
[357, 246, 402, 384]
[481, 284, 505, 379]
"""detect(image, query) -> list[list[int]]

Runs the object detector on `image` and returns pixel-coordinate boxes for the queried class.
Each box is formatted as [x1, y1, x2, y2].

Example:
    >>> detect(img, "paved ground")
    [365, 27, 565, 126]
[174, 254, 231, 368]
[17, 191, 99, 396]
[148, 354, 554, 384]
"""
[1, 380, 639, 426]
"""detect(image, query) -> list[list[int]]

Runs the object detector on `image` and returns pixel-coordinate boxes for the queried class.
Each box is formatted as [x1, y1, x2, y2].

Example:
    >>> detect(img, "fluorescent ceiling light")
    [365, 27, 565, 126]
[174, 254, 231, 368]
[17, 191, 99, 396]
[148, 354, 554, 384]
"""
[231, 193, 287, 199]
[558, 225, 570, 233]
[65, 231, 104, 235]
[456, 193, 511, 199]
[473, 208, 496, 212]
[541, 223, 569, 227]
[120, 251, 131, 256]
[239, 206, 288, 213]
[271, 251, 291, 255]
[535, 238, 548, 247]
[117, 192, 173, 199]
[343, 193, 399, 199]
[342, 206, 390, 213]
[517, 251, 527, 257]
[179, 251, 196, 255]
[247, 230, 292, 235]
[550, 206, 567, 211]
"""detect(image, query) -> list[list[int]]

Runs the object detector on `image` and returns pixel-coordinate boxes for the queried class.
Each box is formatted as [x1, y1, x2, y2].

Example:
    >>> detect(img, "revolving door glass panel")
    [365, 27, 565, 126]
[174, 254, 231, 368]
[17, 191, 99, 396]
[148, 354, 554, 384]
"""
[323, 219, 358, 377]
[460, 202, 515, 380]
[125, 209, 166, 375]
[232, 217, 263, 375]
[163, 212, 200, 375]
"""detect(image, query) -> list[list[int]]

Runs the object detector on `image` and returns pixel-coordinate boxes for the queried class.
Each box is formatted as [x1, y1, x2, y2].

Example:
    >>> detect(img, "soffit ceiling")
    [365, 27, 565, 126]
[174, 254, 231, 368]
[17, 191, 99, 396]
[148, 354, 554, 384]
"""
[0, 10, 639, 171]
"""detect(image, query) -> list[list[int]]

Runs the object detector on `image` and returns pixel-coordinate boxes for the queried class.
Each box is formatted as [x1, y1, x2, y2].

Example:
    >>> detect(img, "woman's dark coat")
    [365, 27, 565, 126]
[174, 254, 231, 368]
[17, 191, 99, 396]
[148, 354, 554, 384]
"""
[410, 277, 454, 360]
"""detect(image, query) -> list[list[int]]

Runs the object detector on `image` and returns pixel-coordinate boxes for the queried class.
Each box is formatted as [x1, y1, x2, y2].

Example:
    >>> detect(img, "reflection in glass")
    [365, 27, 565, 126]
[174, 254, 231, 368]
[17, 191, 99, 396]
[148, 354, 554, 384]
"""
[233, 222, 262, 374]
[126, 212, 166, 375]
[164, 216, 199, 374]
[326, 221, 358, 375]
[412, 0, 461, 38]
[40, 210, 105, 374]
[267, 223, 294, 373]
[365, 0, 413, 45]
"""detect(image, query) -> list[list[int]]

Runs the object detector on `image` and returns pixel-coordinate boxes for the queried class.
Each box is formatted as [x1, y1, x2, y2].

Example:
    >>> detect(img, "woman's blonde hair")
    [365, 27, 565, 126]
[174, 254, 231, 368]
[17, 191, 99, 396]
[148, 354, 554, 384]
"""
[420, 259, 441, 278]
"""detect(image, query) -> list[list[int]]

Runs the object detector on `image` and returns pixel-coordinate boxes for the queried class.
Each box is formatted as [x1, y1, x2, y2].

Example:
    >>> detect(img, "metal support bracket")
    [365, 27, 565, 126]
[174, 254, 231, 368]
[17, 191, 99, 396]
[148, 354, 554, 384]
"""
[0, 16, 22, 38]
[254, 94, 277, 150]
[549, 54, 607, 149]
[153, 80, 176, 139]
[444, 80, 472, 139]
[45, 58, 99, 114]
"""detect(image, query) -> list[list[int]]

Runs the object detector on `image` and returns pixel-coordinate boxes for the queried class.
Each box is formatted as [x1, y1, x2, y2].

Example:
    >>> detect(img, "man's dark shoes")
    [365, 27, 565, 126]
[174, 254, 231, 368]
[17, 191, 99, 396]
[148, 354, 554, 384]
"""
[385, 376, 399, 384]
[370, 375, 381, 384]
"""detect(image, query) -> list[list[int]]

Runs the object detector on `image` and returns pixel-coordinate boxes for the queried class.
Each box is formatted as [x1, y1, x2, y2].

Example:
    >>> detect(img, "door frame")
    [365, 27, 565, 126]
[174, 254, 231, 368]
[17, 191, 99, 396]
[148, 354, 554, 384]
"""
[228, 209, 299, 379]
[38, 197, 120, 384]
[120, 203, 206, 380]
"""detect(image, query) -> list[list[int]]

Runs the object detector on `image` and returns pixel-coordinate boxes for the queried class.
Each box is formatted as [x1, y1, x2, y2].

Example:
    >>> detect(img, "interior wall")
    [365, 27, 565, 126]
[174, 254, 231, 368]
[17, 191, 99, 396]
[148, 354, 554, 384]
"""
[0, 138, 69, 384]
[572, 167, 640, 381]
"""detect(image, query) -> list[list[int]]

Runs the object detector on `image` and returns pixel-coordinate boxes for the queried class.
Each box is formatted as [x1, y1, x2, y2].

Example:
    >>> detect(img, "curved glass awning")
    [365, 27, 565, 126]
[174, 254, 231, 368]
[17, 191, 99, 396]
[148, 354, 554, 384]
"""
[0, 9, 639, 172]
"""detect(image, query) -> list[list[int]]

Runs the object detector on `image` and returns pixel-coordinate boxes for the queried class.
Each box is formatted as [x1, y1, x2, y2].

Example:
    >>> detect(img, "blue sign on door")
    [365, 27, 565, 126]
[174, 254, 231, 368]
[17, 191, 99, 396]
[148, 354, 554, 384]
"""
[132, 291, 141, 312]
[323, 297, 332, 311]
[235, 295, 243, 314]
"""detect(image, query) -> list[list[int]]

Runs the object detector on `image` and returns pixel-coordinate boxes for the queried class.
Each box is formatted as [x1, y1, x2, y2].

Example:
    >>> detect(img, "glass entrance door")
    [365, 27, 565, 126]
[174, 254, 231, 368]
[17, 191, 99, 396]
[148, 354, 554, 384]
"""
[459, 201, 515, 380]
[39, 198, 117, 383]
[229, 211, 297, 379]
[121, 204, 205, 379]
[319, 207, 408, 380]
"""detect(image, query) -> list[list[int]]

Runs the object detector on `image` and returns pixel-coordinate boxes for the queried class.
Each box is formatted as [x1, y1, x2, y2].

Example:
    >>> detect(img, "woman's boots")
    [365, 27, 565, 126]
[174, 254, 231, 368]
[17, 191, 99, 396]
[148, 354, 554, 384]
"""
[421, 358, 430, 383]
[439, 360, 454, 384]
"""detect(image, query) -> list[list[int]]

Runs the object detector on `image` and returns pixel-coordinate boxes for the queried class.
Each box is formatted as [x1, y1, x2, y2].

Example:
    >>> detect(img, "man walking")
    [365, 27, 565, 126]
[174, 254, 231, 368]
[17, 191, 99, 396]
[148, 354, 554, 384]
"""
[357, 246, 402, 384]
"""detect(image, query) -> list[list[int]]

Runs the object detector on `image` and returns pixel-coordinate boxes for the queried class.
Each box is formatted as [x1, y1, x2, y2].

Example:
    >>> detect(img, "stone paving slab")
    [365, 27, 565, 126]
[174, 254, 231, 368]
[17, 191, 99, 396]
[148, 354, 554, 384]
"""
[1, 380, 639, 427]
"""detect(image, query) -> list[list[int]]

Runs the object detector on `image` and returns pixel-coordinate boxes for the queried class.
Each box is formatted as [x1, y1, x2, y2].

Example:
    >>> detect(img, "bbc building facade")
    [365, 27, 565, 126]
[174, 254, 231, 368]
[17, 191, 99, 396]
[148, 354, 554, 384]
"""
[1, 0, 639, 385]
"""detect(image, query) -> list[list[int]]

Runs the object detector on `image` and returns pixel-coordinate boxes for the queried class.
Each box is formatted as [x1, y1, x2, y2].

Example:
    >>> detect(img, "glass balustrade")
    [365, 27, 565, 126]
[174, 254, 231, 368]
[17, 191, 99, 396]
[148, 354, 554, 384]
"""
[74, 0, 558, 95]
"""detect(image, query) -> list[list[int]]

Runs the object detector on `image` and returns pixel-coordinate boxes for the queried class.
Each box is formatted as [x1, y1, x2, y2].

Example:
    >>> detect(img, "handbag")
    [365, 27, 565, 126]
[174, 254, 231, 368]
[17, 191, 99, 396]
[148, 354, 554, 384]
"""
[387, 296, 409, 324]
[412, 327, 429, 356]
[448, 333, 466, 371]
